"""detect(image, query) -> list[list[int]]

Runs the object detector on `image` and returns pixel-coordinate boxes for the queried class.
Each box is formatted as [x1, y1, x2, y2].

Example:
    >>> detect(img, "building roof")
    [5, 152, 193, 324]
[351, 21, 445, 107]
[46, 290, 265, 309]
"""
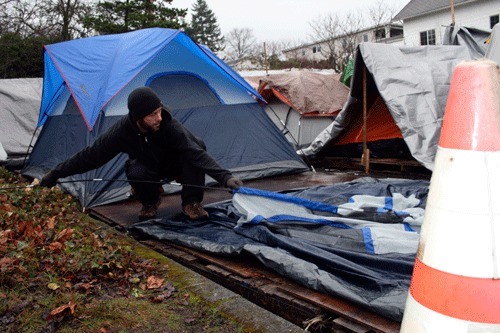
[283, 23, 402, 53]
[394, 0, 477, 21]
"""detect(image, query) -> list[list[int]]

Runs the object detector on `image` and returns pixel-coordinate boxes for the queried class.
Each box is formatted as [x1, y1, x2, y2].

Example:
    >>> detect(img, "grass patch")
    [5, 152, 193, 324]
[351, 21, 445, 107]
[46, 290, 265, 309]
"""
[0, 167, 246, 332]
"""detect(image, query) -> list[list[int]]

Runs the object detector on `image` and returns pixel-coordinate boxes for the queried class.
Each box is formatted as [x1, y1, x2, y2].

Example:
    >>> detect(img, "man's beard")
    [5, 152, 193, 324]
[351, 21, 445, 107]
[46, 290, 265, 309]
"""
[137, 119, 161, 133]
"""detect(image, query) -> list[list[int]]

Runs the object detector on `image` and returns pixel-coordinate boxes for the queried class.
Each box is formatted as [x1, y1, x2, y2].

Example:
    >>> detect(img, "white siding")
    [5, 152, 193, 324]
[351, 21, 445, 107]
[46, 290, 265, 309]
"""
[283, 24, 403, 61]
[402, 0, 500, 46]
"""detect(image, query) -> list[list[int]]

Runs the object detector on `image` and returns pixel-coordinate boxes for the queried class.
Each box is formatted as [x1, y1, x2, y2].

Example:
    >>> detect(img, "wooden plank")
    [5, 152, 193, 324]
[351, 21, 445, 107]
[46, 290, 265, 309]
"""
[205, 264, 232, 277]
[332, 317, 372, 333]
[368, 158, 422, 167]
[168, 245, 264, 279]
[277, 286, 401, 333]
[143, 238, 401, 333]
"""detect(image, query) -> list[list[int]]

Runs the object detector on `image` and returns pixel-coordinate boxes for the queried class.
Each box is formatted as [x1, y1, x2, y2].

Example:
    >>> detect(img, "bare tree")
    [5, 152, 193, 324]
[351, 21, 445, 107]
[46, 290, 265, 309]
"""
[1, 0, 90, 39]
[1, 0, 52, 37]
[309, 11, 364, 72]
[52, 0, 88, 40]
[367, 0, 398, 41]
[0, 0, 15, 34]
[225, 27, 257, 61]
[253, 39, 304, 69]
[368, 0, 397, 27]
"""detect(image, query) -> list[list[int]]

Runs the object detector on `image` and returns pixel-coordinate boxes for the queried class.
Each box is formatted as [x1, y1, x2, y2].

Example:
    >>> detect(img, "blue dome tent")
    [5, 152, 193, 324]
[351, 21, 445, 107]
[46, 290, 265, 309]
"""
[23, 28, 308, 208]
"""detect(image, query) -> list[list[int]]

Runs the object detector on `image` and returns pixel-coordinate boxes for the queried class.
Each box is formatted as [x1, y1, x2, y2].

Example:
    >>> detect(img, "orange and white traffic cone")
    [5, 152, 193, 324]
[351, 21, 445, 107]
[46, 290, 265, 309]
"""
[400, 59, 500, 332]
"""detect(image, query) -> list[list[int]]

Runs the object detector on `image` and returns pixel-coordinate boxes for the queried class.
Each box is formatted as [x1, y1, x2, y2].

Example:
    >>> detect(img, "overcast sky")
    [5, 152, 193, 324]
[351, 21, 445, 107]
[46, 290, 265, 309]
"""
[171, 0, 411, 42]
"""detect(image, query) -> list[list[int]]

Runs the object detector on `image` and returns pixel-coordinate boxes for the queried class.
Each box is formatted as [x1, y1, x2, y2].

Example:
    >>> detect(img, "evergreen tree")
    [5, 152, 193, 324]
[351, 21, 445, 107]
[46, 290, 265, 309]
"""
[186, 0, 224, 52]
[0, 33, 55, 78]
[83, 0, 187, 35]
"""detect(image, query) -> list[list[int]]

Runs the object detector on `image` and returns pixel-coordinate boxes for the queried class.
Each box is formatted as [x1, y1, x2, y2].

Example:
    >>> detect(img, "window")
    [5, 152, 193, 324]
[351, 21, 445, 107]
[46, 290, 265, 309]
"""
[302, 50, 306, 56]
[363, 34, 369, 42]
[390, 27, 403, 38]
[420, 29, 436, 45]
[375, 28, 386, 39]
[312, 46, 321, 53]
[491, 15, 499, 29]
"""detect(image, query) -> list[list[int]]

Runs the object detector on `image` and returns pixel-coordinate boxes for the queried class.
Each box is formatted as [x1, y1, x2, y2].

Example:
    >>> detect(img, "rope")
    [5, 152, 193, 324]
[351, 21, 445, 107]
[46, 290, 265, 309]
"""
[0, 178, 232, 192]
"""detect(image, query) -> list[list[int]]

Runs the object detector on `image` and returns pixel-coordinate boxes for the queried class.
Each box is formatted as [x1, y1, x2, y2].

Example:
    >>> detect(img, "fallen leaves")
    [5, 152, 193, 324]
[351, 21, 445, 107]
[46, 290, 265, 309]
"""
[0, 257, 17, 272]
[48, 241, 63, 252]
[44, 300, 76, 322]
[146, 275, 165, 289]
[149, 281, 175, 303]
[1, 167, 178, 329]
[55, 228, 73, 242]
[47, 282, 60, 291]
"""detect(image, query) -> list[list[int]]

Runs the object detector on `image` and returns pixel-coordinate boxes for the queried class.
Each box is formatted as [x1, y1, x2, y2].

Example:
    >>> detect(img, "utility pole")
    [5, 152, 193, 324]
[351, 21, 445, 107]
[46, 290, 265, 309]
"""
[263, 42, 269, 75]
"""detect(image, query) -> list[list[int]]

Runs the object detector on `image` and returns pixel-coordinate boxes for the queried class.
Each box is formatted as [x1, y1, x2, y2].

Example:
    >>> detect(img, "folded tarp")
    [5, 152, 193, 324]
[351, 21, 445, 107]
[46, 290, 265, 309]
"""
[130, 177, 430, 321]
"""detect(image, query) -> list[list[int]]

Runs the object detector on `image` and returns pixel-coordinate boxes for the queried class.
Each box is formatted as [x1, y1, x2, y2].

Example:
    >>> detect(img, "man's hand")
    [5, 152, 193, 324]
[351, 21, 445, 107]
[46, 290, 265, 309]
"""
[226, 177, 243, 190]
[39, 171, 59, 188]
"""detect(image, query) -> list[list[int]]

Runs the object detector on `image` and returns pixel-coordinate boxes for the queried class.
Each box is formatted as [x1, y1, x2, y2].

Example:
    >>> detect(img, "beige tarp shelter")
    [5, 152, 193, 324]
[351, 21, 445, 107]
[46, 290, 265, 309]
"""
[246, 71, 349, 148]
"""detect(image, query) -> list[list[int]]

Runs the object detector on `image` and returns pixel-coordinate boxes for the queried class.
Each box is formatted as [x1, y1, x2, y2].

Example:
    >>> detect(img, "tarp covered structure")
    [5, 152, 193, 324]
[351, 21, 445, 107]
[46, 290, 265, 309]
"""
[23, 28, 308, 208]
[300, 42, 474, 170]
[246, 71, 349, 148]
[443, 25, 491, 58]
[0, 78, 43, 167]
[131, 177, 430, 322]
[486, 23, 500, 64]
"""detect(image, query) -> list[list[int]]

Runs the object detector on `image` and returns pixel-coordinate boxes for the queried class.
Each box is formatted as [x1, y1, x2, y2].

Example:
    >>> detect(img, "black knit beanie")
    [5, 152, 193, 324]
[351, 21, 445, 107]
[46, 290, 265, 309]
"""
[127, 87, 162, 121]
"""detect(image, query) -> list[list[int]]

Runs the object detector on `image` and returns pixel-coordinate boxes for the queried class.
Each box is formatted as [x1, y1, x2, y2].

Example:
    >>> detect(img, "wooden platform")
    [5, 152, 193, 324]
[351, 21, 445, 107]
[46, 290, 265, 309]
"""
[88, 170, 418, 332]
[319, 157, 431, 175]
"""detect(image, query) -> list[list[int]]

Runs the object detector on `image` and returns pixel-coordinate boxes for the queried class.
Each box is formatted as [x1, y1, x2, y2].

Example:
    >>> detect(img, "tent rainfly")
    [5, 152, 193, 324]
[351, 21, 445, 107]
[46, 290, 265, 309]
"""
[23, 28, 308, 208]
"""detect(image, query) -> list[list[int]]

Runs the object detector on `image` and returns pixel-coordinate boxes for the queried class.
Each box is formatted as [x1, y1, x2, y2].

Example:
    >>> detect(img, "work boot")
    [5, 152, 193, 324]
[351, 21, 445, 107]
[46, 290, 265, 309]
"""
[182, 202, 209, 220]
[138, 198, 161, 221]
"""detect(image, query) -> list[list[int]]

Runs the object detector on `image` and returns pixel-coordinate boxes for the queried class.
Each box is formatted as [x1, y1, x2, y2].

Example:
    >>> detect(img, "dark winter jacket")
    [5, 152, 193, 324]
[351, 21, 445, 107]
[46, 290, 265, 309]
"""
[49, 108, 233, 186]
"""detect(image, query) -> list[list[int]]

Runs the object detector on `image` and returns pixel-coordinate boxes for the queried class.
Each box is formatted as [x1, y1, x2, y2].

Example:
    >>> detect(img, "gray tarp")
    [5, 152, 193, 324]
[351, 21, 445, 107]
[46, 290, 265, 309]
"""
[0, 143, 7, 161]
[0, 78, 43, 167]
[486, 24, 500, 64]
[443, 25, 491, 59]
[300, 43, 474, 170]
[130, 177, 430, 322]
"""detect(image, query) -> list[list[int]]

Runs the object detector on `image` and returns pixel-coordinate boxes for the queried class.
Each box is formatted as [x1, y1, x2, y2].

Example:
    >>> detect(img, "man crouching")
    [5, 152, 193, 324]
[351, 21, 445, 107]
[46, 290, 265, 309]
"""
[40, 86, 242, 221]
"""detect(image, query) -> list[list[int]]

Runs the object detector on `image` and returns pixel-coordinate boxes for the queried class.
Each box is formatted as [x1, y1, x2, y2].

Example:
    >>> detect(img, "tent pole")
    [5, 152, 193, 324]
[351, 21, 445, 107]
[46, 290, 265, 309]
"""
[268, 104, 316, 173]
[362, 67, 370, 174]
[22, 126, 40, 170]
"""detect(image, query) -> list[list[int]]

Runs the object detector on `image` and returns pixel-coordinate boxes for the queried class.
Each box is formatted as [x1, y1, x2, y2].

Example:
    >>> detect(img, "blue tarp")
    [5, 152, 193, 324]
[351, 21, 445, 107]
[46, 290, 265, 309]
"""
[131, 177, 430, 322]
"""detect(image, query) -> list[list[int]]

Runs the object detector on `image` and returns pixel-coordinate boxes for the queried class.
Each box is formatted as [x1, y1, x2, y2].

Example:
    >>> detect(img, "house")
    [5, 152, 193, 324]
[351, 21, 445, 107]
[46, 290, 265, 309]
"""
[226, 56, 260, 71]
[283, 23, 404, 62]
[394, 0, 500, 46]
